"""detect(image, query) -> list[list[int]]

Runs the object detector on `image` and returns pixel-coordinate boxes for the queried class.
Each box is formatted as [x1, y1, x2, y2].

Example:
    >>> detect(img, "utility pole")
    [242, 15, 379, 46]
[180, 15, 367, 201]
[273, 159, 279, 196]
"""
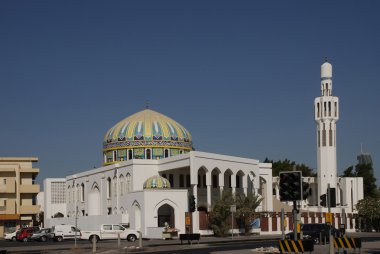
[328, 184, 334, 254]
[75, 205, 78, 248]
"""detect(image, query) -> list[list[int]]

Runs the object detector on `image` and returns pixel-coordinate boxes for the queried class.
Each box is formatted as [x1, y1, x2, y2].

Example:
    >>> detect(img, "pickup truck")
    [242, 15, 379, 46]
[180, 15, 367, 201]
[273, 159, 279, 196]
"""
[81, 224, 139, 242]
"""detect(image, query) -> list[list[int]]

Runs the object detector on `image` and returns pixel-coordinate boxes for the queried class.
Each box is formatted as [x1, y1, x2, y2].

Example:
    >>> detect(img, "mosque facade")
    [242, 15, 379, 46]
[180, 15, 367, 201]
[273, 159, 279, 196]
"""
[44, 60, 363, 236]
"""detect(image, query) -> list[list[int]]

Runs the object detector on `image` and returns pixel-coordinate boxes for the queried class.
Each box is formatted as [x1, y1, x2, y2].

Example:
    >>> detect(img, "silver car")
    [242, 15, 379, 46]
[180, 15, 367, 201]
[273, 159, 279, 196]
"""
[30, 228, 55, 242]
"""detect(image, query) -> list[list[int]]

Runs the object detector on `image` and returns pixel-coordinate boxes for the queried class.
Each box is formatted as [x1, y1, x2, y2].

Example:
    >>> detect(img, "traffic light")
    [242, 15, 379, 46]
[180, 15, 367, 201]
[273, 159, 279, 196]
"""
[188, 194, 196, 212]
[302, 182, 310, 200]
[328, 187, 336, 208]
[320, 194, 327, 207]
[279, 171, 302, 201]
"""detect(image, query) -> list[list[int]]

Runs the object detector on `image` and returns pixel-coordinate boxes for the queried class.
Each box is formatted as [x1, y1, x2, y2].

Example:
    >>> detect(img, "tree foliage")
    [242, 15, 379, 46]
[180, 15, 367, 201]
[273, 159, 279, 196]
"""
[356, 197, 380, 231]
[209, 191, 262, 236]
[264, 158, 316, 177]
[209, 191, 234, 236]
[235, 193, 262, 235]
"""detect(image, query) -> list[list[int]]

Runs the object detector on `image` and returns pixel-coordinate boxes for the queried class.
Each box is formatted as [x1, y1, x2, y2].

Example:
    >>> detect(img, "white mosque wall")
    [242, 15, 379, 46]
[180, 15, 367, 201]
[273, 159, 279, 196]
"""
[45, 214, 129, 231]
[125, 189, 188, 238]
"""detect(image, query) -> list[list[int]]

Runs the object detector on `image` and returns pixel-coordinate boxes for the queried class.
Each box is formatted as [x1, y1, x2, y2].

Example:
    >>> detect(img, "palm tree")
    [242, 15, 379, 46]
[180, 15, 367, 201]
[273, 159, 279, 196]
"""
[235, 193, 263, 235]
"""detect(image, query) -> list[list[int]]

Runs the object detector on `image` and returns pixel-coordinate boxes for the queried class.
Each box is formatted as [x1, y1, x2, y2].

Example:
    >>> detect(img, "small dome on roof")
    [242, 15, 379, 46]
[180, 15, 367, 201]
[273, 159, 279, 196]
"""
[143, 175, 171, 189]
[321, 59, 332, 78]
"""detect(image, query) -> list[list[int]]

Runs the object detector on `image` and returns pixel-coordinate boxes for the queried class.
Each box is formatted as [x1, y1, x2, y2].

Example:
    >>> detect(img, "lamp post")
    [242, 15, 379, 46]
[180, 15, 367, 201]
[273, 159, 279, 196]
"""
[230, 205, 236, 239]
[75, 205, 78, 248]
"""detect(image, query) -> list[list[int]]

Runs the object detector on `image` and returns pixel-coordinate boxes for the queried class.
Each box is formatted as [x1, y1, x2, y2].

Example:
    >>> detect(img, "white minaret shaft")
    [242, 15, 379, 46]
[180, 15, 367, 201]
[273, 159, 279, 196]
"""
[314, 59, 339, 198]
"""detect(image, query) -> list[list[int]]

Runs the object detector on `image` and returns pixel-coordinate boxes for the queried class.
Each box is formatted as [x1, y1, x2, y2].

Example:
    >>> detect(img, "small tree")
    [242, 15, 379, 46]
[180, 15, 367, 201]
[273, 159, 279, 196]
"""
[356, 197, 380, 231]
[209, 190, 234, 236]
[235, 193, 262, 235]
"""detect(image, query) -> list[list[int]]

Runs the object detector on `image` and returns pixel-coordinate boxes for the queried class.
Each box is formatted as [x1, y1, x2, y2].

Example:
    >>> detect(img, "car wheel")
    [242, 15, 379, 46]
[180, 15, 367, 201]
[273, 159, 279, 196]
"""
[40, 236, 47, 242]
[127, 234, 137, 242]
[89, 235, 99, 243]
[22, 238, 28, 242]
[11, 236, 16, 242]
[55, 236, 63, 242]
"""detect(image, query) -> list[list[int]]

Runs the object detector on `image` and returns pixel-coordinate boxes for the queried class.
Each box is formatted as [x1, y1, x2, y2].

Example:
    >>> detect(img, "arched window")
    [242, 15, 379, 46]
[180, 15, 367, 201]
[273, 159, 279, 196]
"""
[126, 173, 132, 193]
[146, 149, 152, 159]
[119, 174, 124, 196]
[128, 149, 133, 160]
[107, 177, 112, 199]
[81, 183, 85, 202]
[76, 184, 80, 201]
[68, 186, 71, 203]
[113, 176, 117, 197]
[164, 149, 169, 158]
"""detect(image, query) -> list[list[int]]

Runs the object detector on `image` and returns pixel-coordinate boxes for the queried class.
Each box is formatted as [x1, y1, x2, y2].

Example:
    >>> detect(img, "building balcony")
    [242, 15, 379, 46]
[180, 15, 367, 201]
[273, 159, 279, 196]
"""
[19, 184, 40, 193]
[19, 205, 40, 214]
[20, 167, 40, 174]
[0, 200, 16, 214]
[0, 181, 15, 193]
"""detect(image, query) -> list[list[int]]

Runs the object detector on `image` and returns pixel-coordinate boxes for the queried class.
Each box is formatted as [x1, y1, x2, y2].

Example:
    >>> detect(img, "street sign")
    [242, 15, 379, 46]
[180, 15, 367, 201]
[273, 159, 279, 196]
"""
[325, 212, 333, 223]
[185, 215, 191, 226]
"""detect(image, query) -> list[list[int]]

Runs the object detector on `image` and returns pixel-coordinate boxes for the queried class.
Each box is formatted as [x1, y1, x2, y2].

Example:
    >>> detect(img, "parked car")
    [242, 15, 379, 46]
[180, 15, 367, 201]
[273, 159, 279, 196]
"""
[286, 223, 341, 244]
[4, 229, 21, 241]
[51, 224, 81, 242]
[29, 228, 55, 242]
[16, 227, 40, 242]
[81, 224, 139, 242]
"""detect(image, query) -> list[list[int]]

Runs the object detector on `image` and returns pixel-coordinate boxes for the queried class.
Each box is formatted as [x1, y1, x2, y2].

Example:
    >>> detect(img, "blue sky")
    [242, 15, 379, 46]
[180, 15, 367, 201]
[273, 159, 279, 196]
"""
[1, 1, 379, 186]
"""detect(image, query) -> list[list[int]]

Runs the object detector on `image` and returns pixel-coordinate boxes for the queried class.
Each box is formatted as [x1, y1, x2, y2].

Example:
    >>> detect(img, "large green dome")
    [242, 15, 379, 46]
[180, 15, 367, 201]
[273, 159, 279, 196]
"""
[103, 109, 193, 165]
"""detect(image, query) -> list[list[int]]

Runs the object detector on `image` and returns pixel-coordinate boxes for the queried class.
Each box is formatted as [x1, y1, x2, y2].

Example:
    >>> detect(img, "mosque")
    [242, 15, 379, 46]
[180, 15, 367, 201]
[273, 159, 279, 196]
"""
[43, 60, 363, 237]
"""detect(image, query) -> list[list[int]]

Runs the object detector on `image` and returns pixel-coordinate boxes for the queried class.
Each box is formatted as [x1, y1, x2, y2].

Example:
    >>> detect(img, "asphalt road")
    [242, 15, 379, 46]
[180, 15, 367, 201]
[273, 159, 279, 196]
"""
[1, 232, 380, 254]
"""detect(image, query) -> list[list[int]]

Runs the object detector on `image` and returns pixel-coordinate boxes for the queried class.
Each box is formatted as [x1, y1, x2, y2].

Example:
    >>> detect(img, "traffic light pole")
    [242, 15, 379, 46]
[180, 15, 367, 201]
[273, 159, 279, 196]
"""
[327, 184, 334, 254]
[293, 200, 297, 241]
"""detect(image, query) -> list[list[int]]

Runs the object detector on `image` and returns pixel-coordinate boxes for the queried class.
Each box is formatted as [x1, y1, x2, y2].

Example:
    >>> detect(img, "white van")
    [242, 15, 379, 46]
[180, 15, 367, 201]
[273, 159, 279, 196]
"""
[51, 224, 81, 242]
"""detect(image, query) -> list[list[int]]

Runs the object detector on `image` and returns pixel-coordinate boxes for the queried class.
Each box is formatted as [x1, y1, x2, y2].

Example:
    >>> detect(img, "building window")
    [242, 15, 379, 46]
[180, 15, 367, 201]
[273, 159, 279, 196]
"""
[203, 175, 206, 188]
[113, 177, 117, 197]
[186, 174, 190, 187]
[164, 149, 169, 158]
[179, 174, 184, 188]
[322, 123, 326, 147]
[169, 174, 174, 187]
[128, 149, 133, 160]
[3, 179, 6, 185]
[212, 175, 218, 188]
[328, 102, 331, 117]
[236, 175, 240, 188]
[81, 183, 85, 202]
[197, 175, 201, 188]
[126, 174, 132, 193]
[146, 149, 152, 159]
[107, 177, 112, 199]
[317, 103, 320, 118]
[107, 208, 112, 215]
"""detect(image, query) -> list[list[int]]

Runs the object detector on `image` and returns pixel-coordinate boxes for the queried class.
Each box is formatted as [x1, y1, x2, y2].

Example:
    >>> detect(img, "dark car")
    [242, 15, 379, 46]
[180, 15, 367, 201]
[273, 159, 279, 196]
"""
[29, 228, 55, 242]
[16, 227, 40, 242]
[286, 223, 341, 244]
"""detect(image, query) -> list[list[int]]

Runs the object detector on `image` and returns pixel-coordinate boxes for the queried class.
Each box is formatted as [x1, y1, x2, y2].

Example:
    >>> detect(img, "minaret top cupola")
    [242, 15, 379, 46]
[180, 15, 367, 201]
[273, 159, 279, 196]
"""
[321, 58, 333, 96]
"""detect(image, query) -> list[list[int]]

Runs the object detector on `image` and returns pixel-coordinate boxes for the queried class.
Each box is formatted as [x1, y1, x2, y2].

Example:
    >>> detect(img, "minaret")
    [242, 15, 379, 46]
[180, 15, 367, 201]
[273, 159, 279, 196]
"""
[314, 59, 339, 198]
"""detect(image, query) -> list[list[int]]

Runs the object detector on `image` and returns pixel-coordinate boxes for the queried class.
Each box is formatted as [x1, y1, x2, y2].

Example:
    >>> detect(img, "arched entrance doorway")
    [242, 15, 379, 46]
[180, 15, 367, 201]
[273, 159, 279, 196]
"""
[157, 204, 175, 228]
[88, 184, 101, 215]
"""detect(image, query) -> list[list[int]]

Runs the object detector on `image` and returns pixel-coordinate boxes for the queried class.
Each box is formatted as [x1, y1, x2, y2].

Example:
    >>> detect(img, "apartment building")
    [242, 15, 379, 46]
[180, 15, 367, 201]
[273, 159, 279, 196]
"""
[0, 157, 40, 236]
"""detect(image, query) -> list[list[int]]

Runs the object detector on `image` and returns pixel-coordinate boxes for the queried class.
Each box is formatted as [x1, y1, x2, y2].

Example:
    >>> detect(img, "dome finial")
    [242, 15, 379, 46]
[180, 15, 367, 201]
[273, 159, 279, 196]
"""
[324, 56, 328, 63]
[145, 100, 150, 109]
